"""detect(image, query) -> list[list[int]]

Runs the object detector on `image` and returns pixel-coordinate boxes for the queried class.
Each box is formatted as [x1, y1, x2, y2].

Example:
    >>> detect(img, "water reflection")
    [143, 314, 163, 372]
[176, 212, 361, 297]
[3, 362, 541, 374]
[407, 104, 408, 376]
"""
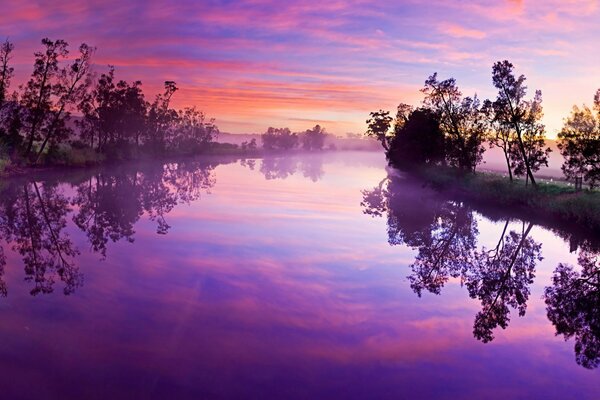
[0, 159, 219, 295]
[362, 173, 543, 343]
[0, 156, 328, 296]
[241, 155, 324, 182]
[545, 247, 600, 369]
[0, 181, 80, 295]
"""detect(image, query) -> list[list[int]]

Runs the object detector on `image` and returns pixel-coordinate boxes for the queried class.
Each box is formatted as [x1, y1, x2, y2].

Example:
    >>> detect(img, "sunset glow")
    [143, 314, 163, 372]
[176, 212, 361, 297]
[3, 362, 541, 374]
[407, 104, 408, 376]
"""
[3, 0, 599, 135]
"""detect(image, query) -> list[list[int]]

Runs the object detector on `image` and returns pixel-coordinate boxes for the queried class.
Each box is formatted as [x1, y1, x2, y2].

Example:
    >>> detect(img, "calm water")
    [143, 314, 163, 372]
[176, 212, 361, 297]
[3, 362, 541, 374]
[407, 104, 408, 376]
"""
[0, 152, 599, 399]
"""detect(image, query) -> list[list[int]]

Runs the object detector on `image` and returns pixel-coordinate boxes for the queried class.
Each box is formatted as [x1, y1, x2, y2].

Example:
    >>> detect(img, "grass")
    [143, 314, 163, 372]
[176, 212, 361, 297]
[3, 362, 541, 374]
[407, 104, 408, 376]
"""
[416, 165, 600, 232]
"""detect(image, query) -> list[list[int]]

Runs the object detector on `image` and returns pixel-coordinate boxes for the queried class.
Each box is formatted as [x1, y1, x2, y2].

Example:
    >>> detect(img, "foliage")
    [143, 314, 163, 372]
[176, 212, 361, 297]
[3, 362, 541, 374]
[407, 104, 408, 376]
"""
[557, 92, 600, 188]
[261, 127, 299, 151]
[387, 108, 444, 168]
[421, 73, 486, 171]
[365, 109, 393, 150]
[301, 124, 326, 151]
[491, 60, 550, 187]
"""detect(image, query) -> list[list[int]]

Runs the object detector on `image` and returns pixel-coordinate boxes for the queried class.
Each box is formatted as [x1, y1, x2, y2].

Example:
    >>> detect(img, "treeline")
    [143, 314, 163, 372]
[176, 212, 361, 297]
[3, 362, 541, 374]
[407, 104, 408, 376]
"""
[260, 124, 328, 152]
[367, 60, 600, 189]
[0, 38, 220, 168]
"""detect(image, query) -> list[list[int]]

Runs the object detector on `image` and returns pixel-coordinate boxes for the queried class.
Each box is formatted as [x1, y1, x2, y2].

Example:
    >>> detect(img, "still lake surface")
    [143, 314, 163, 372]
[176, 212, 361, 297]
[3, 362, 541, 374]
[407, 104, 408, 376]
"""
[0, 151, 599, 399]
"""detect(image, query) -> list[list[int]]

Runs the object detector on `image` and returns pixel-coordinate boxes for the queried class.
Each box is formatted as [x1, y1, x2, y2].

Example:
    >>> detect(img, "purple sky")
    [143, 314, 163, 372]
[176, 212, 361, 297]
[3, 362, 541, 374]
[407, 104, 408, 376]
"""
[2, 0, 599, 136]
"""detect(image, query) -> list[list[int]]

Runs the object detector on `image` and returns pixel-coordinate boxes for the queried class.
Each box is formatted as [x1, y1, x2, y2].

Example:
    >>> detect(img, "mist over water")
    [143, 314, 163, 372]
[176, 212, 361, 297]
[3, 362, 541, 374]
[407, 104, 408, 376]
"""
[0, 151, 598, 399]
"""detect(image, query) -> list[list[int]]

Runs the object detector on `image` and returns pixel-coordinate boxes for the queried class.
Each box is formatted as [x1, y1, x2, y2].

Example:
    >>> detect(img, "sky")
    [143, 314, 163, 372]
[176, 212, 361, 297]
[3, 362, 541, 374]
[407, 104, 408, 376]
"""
[1, 0, 599, 136]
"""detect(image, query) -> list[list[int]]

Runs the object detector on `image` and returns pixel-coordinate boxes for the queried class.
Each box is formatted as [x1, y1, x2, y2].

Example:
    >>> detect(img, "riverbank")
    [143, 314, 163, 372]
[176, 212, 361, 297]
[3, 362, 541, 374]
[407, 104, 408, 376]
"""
[0, 143, 263, 178]
[407, 165, 600, 233]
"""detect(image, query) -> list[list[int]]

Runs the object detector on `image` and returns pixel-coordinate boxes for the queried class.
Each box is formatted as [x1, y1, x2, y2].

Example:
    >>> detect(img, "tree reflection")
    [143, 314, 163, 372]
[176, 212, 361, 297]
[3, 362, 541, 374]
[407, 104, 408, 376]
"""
[362, 174, 542, 343]
[0, 182, 81, 295]
[0, 159, 217, 296]
[468, 221, 541, 342]
[545, 249, 600, 368]
[250, 155, 324, 182]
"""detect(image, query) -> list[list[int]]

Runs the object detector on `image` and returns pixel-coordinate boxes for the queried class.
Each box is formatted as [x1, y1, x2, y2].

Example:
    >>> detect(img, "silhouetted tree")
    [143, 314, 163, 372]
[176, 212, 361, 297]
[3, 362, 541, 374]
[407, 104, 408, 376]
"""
[545, 249, 600, 368]
[301, 124, 326, 151]
[146, 81, 178, 154]
[366, 110, 393, 151]
[171, 107, 218, 153]
[557, 93, 600, 188]
[0, 39, 14, 109]
[483, 99, 516, 181]
[387, 108, 444, 168]
[261, 127, 299, 151]
[20, 39, 69, 158]
[421, 73, 486, 171]
[491, 60, 550, 187]
[34, 43, 94, 162]
[507, 90, 551, 186]
[78, 66, 147, 155]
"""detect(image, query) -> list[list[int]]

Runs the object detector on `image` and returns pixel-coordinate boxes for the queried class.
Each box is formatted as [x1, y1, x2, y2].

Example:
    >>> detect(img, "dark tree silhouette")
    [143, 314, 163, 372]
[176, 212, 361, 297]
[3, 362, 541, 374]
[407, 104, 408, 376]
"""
[365, 110, 393, 151]
[301, 124, 326, 151]
[20, 39, 69, 158]
[34, 43, 94, 162]
[421, 73, 486, 171]
[557, 94, 600, 188]
[483, 99, 515, 181]
[0, 38, 14, 108]
[507, 90, 551, 186]
[545, 249, 600, 369]
[387, 107, 444, 168]
[491, 60, 550, 187]
[261, 127, 299, 151]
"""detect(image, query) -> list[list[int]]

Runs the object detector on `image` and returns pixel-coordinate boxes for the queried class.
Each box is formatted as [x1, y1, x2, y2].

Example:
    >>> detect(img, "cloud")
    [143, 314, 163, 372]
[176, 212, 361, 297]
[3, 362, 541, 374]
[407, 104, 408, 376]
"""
[440, 24, 487, 39]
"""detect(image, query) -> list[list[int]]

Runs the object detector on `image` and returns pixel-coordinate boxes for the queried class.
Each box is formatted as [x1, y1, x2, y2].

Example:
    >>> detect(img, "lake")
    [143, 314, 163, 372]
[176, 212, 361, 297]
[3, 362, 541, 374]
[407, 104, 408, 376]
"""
[0, 151, 599, 399]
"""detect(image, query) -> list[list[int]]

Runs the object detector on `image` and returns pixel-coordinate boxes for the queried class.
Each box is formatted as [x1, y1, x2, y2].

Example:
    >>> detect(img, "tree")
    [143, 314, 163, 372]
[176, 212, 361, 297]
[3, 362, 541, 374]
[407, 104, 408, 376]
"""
[0, 38, 14, 108]
[171, 106, 218, 153]
[507, 90, 551, 185]
[35, 42, 94, 162]
[78, 66, 148, 155]
[147, 80, 178, 154]
[302, 124, 326, 151]
[387, 107, 444, 168]
[421, 73, 486, 171]
[484, 99, 516, 181]
[557, 94, 600, 188]
[366, 109, 393, 151]
[545, 249, 600, 369]
[261, 127, 298, 151]
[20, 38, 69, 158]
[491, 60, 549, 188]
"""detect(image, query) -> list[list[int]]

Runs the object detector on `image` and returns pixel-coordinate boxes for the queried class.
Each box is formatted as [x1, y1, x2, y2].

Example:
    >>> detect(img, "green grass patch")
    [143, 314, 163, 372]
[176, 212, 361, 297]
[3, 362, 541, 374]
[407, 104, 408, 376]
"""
[415, 165, 600, 232]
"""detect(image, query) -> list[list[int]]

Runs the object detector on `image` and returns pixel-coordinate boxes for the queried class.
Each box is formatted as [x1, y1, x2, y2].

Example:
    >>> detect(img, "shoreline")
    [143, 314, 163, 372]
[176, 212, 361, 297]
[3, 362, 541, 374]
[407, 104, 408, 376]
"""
[397, 165, 600, 235]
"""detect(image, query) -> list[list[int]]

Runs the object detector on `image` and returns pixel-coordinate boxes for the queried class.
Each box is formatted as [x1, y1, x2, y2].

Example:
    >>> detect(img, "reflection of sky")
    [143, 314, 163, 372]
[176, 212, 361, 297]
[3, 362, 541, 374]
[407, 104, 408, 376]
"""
[3, 1, 600, 136]
[0, 152, 598, 399]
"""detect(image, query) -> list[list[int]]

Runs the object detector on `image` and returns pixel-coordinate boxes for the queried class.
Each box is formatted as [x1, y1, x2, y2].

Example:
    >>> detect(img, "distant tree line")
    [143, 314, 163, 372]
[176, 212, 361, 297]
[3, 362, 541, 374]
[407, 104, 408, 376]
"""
[260, 124, 328, 152]
[0, 38, 219, 166]
[367, 60, 600, 189]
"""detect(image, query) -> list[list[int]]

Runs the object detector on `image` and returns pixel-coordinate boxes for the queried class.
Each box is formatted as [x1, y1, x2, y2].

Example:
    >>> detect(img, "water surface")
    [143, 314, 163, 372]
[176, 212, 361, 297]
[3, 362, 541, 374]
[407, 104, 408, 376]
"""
[0, 152, 599, 399]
